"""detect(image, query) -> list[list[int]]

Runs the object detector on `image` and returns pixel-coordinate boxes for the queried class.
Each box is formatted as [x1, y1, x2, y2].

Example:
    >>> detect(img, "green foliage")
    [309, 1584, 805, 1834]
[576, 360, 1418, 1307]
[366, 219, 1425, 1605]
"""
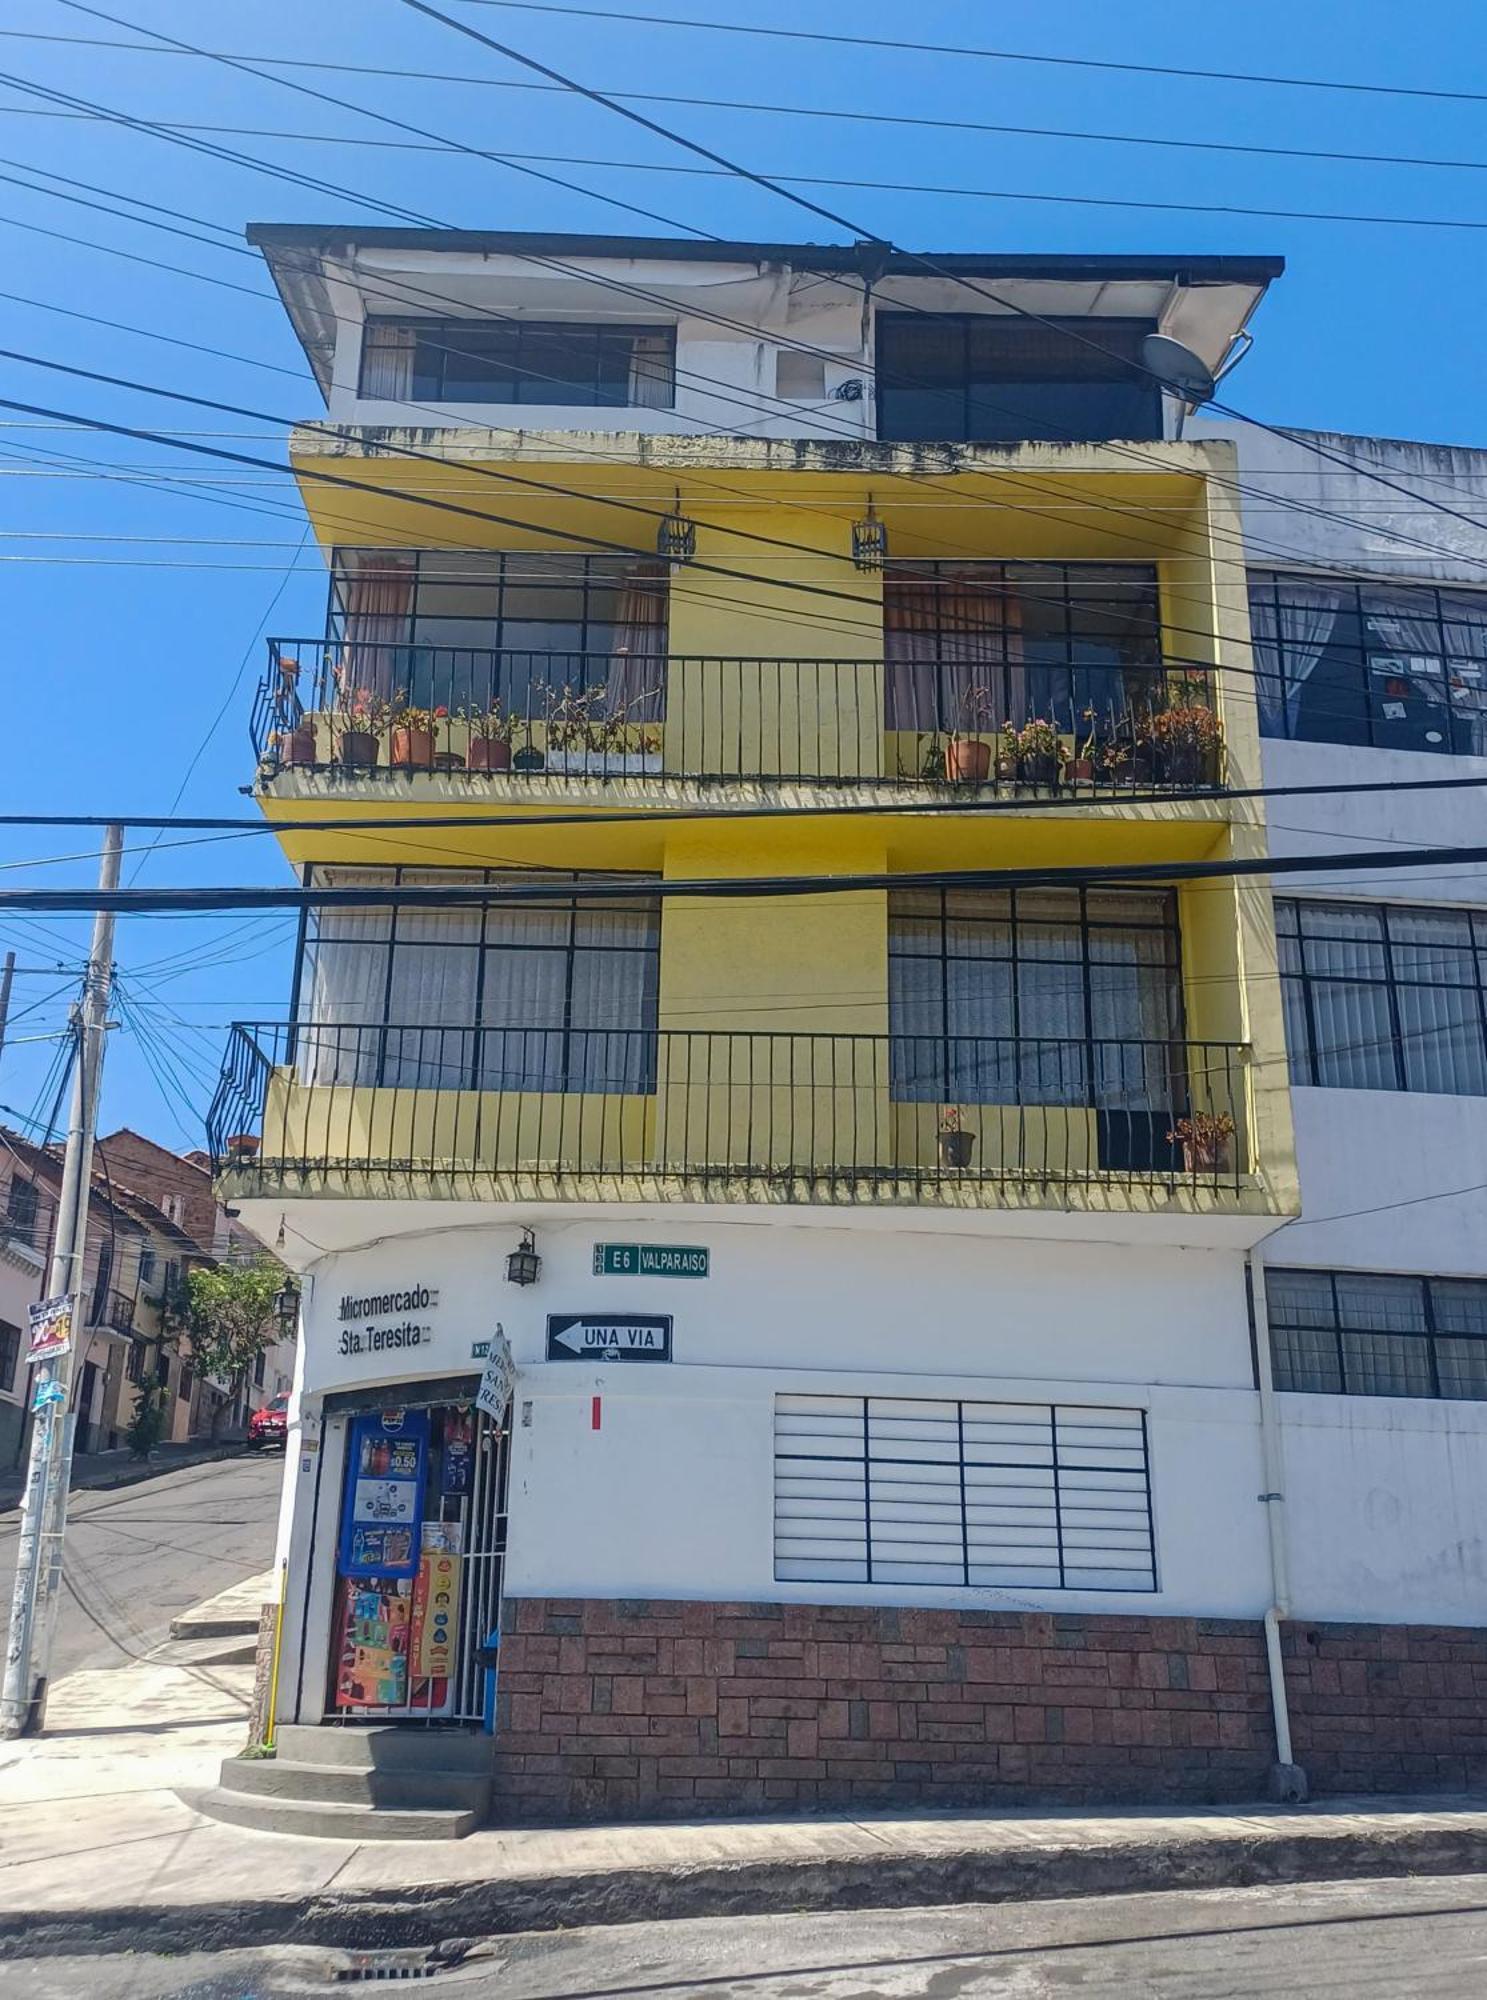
[184, 1258, 282, 1418]
[126, 1381, 166, 1461]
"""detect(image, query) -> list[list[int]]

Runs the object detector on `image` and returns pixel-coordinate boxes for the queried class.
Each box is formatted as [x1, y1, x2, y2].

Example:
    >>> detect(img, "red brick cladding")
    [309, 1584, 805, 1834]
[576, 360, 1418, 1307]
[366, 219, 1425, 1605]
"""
[490, 1598, 1276, 1823]
[491, 1600, 1487, 1823]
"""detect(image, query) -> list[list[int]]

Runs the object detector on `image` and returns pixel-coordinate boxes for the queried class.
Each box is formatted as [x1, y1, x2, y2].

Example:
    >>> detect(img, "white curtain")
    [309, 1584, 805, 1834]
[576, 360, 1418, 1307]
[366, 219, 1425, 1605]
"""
[1250, 582, 1343, 735]
[360, 324, 416, 399]
[385, 906, 481, 1089]
[627, 331, 675, 409]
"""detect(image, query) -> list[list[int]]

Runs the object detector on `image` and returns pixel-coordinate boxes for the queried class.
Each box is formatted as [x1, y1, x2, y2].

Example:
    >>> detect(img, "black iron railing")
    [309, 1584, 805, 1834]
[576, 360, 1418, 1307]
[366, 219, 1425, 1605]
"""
[210, 1023, 1250, 1198]
[251, 639, 1225, 793]
[87, 1288, 136, 1332]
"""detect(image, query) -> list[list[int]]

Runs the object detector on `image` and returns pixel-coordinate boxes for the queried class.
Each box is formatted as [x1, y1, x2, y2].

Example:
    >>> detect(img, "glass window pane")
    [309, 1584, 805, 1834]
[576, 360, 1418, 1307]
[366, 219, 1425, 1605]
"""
[1307, 980, 1396, 1089]
[1335, 1272, 1427, 1334]
[1434, 1338, 1487, 1400]
[1271, 1323, 1342, 1394]
[1387, 907, 1476, 984]
[1430, 1280, 1487, 1338]
[1268, 1269, 1337, 1327]
[1396, 982, 1487, 1096]
[1341, 1330, 1433, 1397]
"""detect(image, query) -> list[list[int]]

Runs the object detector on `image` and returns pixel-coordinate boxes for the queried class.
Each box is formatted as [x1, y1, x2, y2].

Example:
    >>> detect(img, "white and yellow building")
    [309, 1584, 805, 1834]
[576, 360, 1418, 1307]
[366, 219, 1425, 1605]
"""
[206, 231, 1380, 1833]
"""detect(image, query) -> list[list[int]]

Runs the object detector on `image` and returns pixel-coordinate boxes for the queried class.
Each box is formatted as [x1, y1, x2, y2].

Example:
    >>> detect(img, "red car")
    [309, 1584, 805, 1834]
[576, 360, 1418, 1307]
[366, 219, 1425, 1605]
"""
[248, 1391, 290, 1451]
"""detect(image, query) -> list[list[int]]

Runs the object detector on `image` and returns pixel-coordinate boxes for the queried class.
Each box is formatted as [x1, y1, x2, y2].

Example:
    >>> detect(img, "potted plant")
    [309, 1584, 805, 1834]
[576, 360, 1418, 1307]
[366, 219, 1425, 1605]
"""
[937, 1105, 976, 1170]
[225, 1133, 261, 1163]
[335, 688, 383, 770]
[281, 721, 317, 767]
[993, 721, 1019, 784]
[1151, 695, 1222, 788]
[390, 702, 437, 770]
[1167, 1111, 1236, 1175]
[1016, 716, 1061, 788]
[1064, 709, 1098, 784]
[943, 686, 996, 783]
[465, 698, 517, 773]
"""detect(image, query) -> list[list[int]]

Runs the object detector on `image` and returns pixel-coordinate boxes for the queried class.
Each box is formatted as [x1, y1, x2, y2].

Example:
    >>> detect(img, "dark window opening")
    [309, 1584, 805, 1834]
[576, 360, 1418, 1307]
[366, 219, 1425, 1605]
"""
[0, 1320, 19, 1396]
[360, 318, 676, 409]
[876, 314, 1161, 445]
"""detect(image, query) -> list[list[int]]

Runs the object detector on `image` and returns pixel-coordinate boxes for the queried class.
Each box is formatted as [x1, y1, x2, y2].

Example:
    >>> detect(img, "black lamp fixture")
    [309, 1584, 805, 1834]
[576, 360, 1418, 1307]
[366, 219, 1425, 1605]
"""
[656, 490, 697, 567]
[274, 1276, 301, 1335]
[851, 499, 887, 572]
[505, 1227, 541, 1288]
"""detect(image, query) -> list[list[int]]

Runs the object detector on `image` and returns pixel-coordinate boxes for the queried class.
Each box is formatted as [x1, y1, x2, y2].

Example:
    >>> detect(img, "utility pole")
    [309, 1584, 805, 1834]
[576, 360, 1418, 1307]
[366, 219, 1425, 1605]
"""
[0, 825, 122, 1738]
[0, 950, 15, 1072]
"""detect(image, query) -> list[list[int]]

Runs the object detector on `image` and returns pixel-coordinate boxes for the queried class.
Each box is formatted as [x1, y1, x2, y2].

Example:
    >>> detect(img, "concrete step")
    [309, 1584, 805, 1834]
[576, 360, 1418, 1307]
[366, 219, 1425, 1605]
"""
[193, 1784, 478, 1842]
[152, 1633, 259, 1670]
[220, 1754, 490, 1815]
[274, 1723, 493, 1776]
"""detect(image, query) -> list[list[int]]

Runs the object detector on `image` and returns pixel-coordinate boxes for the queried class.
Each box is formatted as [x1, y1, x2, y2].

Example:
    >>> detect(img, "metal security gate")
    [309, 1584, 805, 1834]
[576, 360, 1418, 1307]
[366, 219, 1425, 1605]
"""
[451, 1405, 509, 1724]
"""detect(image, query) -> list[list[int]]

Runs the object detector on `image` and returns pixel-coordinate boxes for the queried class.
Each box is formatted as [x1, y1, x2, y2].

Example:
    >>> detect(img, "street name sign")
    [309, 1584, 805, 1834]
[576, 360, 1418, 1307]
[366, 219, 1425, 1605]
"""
[547, 1313, 673, 1362]
[592, 1243, 709, 1278]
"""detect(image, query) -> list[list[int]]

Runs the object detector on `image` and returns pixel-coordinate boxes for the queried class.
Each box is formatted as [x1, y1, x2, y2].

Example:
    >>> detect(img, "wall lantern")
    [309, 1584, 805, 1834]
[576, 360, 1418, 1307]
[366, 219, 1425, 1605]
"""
[656, 491, 697, 567]
[505, 1227, 542, 1288]
[851, 502, 888, 572]
[274, 1277, 301, 1335]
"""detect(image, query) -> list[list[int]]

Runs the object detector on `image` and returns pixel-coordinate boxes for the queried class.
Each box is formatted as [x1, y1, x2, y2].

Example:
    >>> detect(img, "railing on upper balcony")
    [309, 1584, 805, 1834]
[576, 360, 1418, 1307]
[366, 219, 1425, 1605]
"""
[87, 1288, 136, 1332]
[210, 1023, 1251, 1199]
[250, 639, 1225, 794]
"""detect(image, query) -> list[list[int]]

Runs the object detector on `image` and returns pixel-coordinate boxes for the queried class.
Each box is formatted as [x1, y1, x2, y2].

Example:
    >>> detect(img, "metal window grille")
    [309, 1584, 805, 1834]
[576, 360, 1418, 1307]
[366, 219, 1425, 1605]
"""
[1277, 897, 1487, 1097]
[1268, 1266, 1487, 1401]
[0, 1320, 18, 1396]
[774, 1393, 1157, 1592]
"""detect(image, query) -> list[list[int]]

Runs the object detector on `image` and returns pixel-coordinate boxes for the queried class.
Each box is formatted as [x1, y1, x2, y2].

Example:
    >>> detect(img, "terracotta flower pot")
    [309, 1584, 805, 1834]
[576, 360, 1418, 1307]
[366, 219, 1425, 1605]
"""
[468, 736, 513, 773]
[433, 750, 465, 773]
[944, 737, 992, 783]
[391, 726, 434, 769]
[284, 725, 316, 767]
[1065, 756, 1095, 783]
[225, 1134, 260, 1161]
[1019, 752, 1058, 787]
[338, 729, 377, 769]
[938, 1129, 975, 1170]
[1182, 1136, 1229, 1174]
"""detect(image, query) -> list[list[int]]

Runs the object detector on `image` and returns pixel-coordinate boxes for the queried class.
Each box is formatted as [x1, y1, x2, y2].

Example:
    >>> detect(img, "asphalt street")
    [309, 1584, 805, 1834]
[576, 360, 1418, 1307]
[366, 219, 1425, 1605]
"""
[0, 1454, 280, 1677]
[21, 1877, 1487, 1997]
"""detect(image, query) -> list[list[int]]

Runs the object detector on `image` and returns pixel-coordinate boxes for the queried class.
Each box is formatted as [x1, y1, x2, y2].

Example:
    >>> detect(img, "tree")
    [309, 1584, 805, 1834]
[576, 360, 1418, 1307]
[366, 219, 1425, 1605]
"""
[184, 1257, 282, 1438]
[125, 1380, 166, 1461]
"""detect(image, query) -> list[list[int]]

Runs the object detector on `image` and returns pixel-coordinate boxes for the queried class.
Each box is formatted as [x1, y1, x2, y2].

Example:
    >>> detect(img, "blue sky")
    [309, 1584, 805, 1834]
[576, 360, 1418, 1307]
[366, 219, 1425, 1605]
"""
[1, 0, 1485, 1146]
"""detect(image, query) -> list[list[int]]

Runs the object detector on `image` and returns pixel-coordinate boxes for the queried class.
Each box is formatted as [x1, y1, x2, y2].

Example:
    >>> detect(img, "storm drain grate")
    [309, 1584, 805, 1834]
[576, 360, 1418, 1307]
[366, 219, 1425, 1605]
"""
[334, 1950, 450, 1982]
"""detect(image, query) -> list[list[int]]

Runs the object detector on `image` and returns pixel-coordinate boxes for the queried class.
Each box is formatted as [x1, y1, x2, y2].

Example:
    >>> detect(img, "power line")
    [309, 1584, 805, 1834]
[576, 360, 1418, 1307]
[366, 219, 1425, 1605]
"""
[447, 1, 1487, 107]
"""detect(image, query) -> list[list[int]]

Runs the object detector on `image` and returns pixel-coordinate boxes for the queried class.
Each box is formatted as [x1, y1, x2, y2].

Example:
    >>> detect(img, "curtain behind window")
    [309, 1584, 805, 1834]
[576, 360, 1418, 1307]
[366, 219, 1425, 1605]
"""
[884, 570, 1024, 733]
[627, 331, 675, 409]
[1250, 581, 1343, 736]
[340, 556, 415, 701]
[601, 562, 668, 720]
[360, 324, 416, 399]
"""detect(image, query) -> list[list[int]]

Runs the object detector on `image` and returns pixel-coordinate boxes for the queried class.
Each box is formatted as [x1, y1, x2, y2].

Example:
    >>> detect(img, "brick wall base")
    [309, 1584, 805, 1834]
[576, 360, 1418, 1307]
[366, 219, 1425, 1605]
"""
[490, 1599, 1487, 1824]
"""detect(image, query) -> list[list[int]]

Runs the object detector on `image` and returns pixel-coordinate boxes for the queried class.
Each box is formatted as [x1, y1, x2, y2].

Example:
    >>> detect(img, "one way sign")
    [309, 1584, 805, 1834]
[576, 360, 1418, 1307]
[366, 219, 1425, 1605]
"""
[546, 1313, 672, 1362]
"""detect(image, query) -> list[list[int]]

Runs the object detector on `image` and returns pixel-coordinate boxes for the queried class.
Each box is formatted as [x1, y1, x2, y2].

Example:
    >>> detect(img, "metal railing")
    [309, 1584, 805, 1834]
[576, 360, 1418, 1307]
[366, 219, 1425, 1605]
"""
[210, 1022, 1251, 1199]
[251, 639, 1225, 793]
[87, 1288, 136, 1332]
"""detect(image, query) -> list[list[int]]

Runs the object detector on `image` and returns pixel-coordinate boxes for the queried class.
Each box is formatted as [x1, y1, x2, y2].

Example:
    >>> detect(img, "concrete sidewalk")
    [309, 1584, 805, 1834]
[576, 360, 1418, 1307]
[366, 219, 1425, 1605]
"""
[168, 1571, 274, 1642]
[0, 1437, 247, 1514]
[7, 1640, 1487, 1959]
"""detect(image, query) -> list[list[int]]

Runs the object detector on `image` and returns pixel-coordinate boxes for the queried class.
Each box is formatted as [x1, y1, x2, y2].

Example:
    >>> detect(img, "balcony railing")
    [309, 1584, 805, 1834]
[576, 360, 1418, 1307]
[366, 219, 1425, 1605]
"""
[87, 1288, 136, 1332]
[251, 640, 1225, 795]
[210, 1023, 1251, 1203]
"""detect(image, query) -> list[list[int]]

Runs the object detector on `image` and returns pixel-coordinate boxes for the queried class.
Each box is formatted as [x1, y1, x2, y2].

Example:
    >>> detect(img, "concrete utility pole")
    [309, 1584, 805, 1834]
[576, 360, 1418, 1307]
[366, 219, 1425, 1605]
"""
[0, 825, 122, 1737]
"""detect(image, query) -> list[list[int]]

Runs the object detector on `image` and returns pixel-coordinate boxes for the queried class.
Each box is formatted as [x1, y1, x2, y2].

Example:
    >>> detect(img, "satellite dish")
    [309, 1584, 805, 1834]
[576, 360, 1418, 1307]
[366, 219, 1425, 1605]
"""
[1142, 332, 1216, 406]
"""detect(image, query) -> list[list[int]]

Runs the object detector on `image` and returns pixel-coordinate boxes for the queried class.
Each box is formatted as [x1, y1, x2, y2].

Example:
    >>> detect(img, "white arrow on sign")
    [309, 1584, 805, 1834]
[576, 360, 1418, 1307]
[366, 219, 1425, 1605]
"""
[551, 1320, 667, 1356]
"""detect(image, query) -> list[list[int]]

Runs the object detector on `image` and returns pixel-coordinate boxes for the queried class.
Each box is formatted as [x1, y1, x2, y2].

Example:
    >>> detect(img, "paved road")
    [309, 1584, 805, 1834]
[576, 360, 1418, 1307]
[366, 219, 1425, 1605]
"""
[0, 1454, 280, 1677]
[22, 1877, 1487, 1997]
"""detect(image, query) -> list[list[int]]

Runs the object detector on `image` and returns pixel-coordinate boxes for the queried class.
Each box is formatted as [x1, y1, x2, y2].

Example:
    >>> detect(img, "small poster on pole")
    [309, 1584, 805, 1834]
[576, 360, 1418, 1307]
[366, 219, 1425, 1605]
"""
[27, 1295, 73, 1366]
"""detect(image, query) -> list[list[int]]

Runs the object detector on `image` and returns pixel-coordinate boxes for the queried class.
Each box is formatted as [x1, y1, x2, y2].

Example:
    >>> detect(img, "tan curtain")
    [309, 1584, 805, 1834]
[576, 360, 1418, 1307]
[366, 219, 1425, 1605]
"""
[342, 556, 414, 699]
[884, 568, 1023, 731]
[627, 332, 675, 410]
[360, 325, 416, 399]
[602, 562, 668, 720]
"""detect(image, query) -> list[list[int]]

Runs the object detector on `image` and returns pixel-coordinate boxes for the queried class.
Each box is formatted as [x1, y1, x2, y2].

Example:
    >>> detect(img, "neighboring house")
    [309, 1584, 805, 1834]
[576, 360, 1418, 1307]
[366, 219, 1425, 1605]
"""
[204, 225, 1487, 1824]
[0, 1133, 55, 1464]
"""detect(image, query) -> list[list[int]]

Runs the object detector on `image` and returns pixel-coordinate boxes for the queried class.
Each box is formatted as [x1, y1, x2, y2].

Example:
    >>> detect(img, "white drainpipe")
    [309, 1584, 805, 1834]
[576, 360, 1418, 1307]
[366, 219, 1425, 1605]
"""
[1248, 1252, 1307, 1798]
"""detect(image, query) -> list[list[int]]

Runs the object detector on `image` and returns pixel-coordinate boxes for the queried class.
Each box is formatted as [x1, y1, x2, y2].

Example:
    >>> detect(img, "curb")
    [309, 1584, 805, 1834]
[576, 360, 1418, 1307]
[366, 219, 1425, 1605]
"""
[0, 1443, 246, 1518]
[11, 1818, 1487, 1959]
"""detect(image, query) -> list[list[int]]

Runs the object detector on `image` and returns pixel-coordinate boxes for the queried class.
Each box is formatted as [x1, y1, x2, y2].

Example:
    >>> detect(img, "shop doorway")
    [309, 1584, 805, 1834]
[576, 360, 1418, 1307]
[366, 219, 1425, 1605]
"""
[326, 1395, 508, 1725]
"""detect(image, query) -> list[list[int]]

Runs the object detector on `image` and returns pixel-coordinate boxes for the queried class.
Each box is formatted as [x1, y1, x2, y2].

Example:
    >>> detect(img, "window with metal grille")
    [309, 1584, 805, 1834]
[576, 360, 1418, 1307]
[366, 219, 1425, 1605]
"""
[1277, 898, 1487, 1097]
[774, 1394, 1157, 1592]
[359, 318, 676, 408]
[1267, 1267, 1487, 1401]
[4, 1175, 39, 1247]
[0, 1320, 19, 1396]
[1248, 571, 1487, 754]
[876, 314, 1160, 444]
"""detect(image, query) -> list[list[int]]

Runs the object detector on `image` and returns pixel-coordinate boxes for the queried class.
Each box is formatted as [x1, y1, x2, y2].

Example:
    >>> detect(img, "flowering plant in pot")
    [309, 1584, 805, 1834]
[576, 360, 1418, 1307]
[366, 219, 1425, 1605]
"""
[335, 687, 385, 768]
[1150, 693, 1221, 787]
[937, 1104, 976, 1170]
[1064, 709, 1099, 784]
[464, 698, 517, 773]
[943, 686, 996, 783]
[1016, 716, 1062, 787]
[1167, 1110, 1236, 1175]
[389, 700, 440, 769]
[993, 721, 1019, 783]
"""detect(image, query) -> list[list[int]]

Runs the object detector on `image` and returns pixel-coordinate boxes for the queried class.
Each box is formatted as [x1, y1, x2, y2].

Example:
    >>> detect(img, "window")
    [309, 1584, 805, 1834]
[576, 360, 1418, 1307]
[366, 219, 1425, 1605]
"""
[876, 314, 1161, 445]
[179, 1363, 194, 1403]
[0, 1320, 19, 1396]
[883, 561, 1163, 734]
[1278, 898, 1487, 1096]
[162, 1194, 185, 1226]
[156, 1348, 172, 1390]
[330, 548, 668, 717]
[775, 349, 826, 399]
[774, 1394, 1156, 1590]
[137, 1248, 157, 1287]
[127, 1340, 147, 1388]
[1268, 1267, 1487, 1400]
[360, 318, 676, 408]
[889, 887, 1187, 1161]
[254, 1351, 266, 1388]
[1249, 572, 1487, 754]
[301, 867, 661, 1095]
[4, 1175, 39, 1248]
